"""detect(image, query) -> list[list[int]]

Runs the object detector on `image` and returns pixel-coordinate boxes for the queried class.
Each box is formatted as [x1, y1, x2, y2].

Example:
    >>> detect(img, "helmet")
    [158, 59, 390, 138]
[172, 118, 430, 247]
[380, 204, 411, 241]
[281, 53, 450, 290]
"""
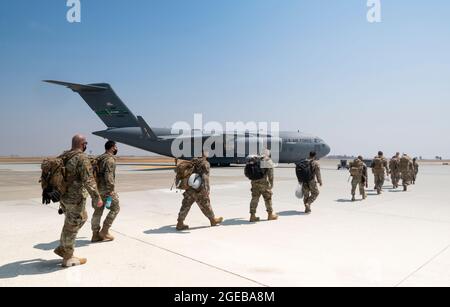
[188, 173, 202, 190]
[295, 184, 304, 199]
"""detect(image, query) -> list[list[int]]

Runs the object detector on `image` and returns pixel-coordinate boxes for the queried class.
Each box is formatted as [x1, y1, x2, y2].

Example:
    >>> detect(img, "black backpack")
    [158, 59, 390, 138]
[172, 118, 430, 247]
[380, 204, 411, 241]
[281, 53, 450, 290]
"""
[295, 159, 314, 183]
[245, 157, 266, 181]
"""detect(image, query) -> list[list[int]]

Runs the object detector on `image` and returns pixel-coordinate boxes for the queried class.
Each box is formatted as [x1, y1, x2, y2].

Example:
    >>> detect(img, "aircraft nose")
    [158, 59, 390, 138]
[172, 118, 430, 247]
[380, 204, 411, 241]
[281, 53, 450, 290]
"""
[322, 143, 331, 157]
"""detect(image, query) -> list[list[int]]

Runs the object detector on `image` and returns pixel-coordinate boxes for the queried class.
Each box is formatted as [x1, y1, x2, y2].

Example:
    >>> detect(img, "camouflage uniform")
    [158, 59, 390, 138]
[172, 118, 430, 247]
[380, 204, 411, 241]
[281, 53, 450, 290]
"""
[372, 156, 389, 194]
[400, 155, 414, 189]
[302, 159, 322, 206]
[91, 153, 120, 233]
[250, 158, 274, 214]
[412, 160, 419, 184]
[389, 157, 401, 188]
[349, 158, 367, 199]
[178, 158, 215, 221]
[57, 150, 100, 259]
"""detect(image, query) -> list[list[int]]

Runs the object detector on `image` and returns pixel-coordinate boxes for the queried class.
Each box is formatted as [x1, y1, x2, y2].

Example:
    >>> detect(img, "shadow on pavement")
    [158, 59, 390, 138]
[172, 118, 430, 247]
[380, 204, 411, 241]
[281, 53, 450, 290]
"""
[33, 239, 91, 251]
[277, 210, 308, 216]
[0, 259, 63, 279]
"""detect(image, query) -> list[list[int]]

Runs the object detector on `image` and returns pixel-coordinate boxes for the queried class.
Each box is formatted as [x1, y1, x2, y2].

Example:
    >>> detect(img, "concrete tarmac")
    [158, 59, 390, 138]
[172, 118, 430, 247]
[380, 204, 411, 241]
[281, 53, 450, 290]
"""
[0, 160, 449, 287]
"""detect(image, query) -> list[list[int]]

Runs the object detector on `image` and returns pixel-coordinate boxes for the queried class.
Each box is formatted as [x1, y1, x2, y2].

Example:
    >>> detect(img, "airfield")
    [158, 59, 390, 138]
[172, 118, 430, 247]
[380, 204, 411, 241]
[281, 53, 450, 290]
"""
[0, 158, 449, 287]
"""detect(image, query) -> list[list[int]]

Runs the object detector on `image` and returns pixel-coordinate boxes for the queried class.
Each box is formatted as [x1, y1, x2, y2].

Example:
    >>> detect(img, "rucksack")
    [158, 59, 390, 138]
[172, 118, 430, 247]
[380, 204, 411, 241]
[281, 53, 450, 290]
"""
[400, 156, 410, 171]
[389, 159, 398, 171]
[350, 160, 362, 176]
[40, 151, 81, 204]
[174, 158, 206, 190]
[372, 157, 383, 169]
[244, 157, 266, 181]
[295, 159, 314, 183]
[91, 154, 110, 183]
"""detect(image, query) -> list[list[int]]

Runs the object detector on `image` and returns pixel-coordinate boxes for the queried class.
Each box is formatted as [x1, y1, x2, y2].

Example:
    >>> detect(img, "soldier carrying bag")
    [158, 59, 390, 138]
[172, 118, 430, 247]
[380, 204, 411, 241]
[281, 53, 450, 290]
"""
[40, 151, 81, 205]
[295, 159, 314, 184]
[174, 158, 207, 190]
[244, 156, 266, 181]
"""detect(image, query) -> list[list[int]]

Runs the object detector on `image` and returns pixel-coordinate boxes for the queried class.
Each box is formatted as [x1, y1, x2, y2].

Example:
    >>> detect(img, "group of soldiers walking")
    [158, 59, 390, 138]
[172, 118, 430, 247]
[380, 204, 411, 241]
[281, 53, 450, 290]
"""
[44, 135, 120, 267]
[44, 134, 419, 269]
[349, 151, 419, 201]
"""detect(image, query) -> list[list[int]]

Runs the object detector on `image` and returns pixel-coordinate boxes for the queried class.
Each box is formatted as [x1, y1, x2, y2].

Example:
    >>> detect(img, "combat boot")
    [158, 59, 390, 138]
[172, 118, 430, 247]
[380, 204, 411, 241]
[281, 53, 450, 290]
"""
[99, 226, 115, 242]
[249, 214, 260, 223]
[176, 220, 189, 231]
[305, 204, 312, 214]
[62, 256, 87, 268]
[54, 246, 66, 259]
[403, 185, 407, 192]
[91, 231, 103, 243]
[352, 195, 356, 202]
[268, 213, 278, 221]
[210, 216, 224, 227]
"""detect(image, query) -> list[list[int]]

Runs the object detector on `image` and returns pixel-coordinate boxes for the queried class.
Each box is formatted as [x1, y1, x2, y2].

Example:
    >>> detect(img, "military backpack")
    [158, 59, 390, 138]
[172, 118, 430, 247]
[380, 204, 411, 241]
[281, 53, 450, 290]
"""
[400, 156, 410, 171]
[244, 156, 266, 181]
[40, 151, 81, 205]
[174, 158, 207, 190]
[295, 159, 314, 184]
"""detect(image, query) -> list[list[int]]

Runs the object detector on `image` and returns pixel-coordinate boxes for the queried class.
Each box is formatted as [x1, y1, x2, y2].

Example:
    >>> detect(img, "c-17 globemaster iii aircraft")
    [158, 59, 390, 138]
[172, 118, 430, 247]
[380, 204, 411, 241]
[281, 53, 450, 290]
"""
[45, 80, 331, 166]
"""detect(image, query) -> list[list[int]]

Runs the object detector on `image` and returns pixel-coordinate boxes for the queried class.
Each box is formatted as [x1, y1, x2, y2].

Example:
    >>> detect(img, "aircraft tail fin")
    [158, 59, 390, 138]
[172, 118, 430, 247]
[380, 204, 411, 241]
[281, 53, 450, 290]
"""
[44, 80, 139, 128]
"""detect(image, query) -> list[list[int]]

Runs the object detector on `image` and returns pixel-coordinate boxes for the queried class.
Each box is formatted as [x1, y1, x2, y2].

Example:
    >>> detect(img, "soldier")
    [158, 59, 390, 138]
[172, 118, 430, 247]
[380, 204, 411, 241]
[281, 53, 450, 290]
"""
[389, 152, 401, 189]
[176, 152, 223, 231]
[91, 141, 120, 243]
[249, 150, 278, 222]
[412, 157, 419, 185]
[349, 156, 368, 201]
[302, 151, 322, 214]
[400, 153, 414, 191]
[372, 151, 390, 195]
[53, 135, 102, 267]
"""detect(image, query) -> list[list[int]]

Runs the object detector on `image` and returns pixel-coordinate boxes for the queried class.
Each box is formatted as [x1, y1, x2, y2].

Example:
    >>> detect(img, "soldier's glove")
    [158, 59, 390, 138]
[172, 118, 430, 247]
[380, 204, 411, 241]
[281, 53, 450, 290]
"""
[42, 188, 52, 205]
[49, 190, 61, 203]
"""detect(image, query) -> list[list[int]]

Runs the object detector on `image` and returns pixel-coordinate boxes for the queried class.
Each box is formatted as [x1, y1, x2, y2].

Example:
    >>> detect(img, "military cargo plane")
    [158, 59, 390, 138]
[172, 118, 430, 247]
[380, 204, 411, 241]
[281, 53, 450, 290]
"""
[45, 80, 331, 166]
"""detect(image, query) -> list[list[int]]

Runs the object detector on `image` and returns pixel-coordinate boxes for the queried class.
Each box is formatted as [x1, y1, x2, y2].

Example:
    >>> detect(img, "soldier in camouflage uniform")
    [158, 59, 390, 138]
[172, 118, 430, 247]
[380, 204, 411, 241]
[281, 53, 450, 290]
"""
[53, 135, 102, 267]
[91, 141, 120, 243]
[372, 151, 390, 195]
[400, 154, 414, 191]
[249, 150, 278, 222]
[349, 156, 367, 201]
[176, 152, 223, 231]
[412, 158, 419, 185]
[303, 151, 322, 214]
[389, 152, 401, 189]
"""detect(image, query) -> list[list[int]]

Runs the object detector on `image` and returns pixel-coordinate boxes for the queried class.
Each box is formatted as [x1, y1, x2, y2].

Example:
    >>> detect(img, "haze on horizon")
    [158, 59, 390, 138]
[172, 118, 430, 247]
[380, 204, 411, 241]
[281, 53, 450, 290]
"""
[1, 0, 449, 159]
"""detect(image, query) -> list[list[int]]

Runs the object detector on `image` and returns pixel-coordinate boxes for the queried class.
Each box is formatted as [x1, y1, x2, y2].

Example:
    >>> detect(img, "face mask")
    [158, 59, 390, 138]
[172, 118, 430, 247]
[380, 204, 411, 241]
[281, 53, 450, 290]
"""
[82, 144, 87, 152]
[113, 149, 118, 156]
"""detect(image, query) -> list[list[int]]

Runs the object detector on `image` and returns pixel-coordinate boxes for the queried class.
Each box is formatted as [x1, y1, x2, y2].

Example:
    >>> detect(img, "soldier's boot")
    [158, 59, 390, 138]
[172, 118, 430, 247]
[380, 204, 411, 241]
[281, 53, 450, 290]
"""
[352, 195, 356, 202]
[249, 214, 260, 223]
[53, 246, 66, 259]
[403, 185, 407, 192]
[99, 226, 115, 242]
[305, 204, 312, 214]
[210, 217, 224, 227]
[176, 220, 189, 231]
[91, 231, 103, 243]
[268, 213, 278, 221]
[62, 256, 87, 268]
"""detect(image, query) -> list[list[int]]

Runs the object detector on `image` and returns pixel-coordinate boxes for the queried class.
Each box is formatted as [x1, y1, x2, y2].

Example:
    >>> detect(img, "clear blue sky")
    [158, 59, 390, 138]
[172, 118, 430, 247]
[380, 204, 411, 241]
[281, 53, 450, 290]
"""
[0, 0, 449, 158]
